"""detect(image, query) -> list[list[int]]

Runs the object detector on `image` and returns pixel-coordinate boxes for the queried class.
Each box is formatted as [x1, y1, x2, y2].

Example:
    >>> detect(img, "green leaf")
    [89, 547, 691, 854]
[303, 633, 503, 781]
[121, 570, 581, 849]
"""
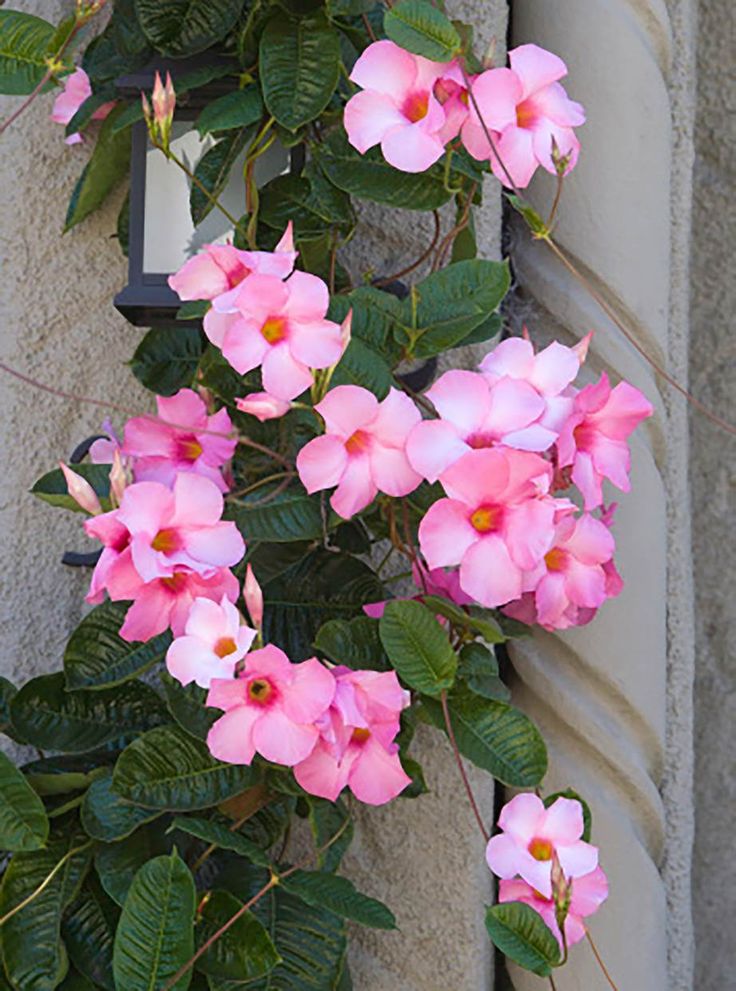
[282, 871, 396, 930]
[457, 642, 510, 702]
[423, 686, 547, 787]
[0, 749, 49, 852]
[259, 175, 352, 240]
[63, 877, 119, 991]
[113, 724, 258, 811]
[485, 902, 561, 977]
[64, 106, 131, 232]
[229, 485, 326, 544]
[10, 674, 167, 754]
[326, 288, 401, 398]
[195, 890, 280, 981]
[197, 86, 264, 135]
[315, 131, 453, 211]
[0, 834, 91, 991]
[314, 616, 388, 671]
[94, 820, 173, 907]
[160, 673, 218, 741]
[113, 851, 196, 991]
[457, 311, 502, 348]
[170, 815, 270, 866]
[544, 789, 592, 843]
[307, 798, 353, 873]
[506, 193, 550, 237]
[260, 12, 340, 130]
[263, 550, 384, 661]
[0, 676, 25, 744]
[81, 770, 161, 843]
[177, 300, 210, 321]
[65, 601, 171, 691]
[134, 0, 243, 56]
[420, 594, 505, 644]
[402, 259, 510, 357]
[384, 0, 461, 61]
[379, 600, 457, 696]
[190, 129, 250, 225]
[130, 325, 205, 396]
[31, 463, 111, 513]
[0, 10, 55, 95]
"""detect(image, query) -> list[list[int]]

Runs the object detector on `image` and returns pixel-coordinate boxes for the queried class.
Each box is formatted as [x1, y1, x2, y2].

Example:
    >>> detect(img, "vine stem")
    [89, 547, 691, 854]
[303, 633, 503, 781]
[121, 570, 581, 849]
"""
[0, 840, 92, 927]
[163, 147, 246, 236]
[586, 930, 620, 991]
[439, 690, 489, 843]
[374, 210, 442, 286]
[162, 815, 352, 990]
[549, 974, 559, 991]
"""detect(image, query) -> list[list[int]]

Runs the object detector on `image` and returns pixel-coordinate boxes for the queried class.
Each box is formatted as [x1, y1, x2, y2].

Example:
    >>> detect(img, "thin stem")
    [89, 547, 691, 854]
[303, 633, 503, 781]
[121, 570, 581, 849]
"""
[585, 930, 619, 991]
[546, 173, 565, 229]
[374, 211, 442, 286]
[361, 14, 378, 42]
[165, 148, 246, 235]
[459, 62, 524, 200]
[432, 183, 477, 272]
[228, 471, 294, 500]
[228, 473, 294, 509]
[0, 841, 92, 927]
[548, 974, 559, 991]
[236, 435, 292, 470]
[440, 690, 489, 842]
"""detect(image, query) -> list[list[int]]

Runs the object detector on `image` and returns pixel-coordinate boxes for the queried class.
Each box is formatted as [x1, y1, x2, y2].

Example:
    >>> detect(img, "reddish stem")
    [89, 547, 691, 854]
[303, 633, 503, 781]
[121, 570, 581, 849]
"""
[440, 690, 490, 843]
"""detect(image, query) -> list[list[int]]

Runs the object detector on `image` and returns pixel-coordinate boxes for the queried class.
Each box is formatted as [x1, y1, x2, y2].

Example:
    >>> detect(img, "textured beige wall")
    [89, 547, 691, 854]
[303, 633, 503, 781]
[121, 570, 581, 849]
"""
[690, 0, 736, 986]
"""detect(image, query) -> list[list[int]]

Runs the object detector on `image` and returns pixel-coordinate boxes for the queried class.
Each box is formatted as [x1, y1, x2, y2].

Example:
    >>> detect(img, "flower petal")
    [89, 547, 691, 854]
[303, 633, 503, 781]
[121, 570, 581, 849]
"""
[296, 434, 349, 494]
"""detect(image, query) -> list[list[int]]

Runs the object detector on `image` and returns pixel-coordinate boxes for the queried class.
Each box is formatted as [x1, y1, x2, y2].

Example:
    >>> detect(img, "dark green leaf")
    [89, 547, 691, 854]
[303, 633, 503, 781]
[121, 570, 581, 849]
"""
[229, 485, 326, 544]
[81, 770, 161, 843]
[113, 851, 196, 990]
[0, 749, 49, 852]
[314, 616, 388, 671]
[31, 463, 111, 513]
[423, 686, 547, 787]
[197, 86, 264, 135]
[506, 193, 550, 237]
[315, 131, 453, 211]
[170, 815, 269, 866]
[457, 642, 510, 702]
[0, 676, 25, 744]
[260, 12, 340, 130]
[64, 106, 131, 232]
[0, 10, 55, 95]
[190, 129, 250, 226]
[0, 834, 91, 991]
[307, 798, 353, 873]
[544, 789, 592, 843]
[94, 820, 173, 907]
[10, 674, 167, 754]
[177, 300, 210, 321]
[384, 0, 461, 61]
[457, 311, 502, 348]
[379, 600, 457, 696]
[134, 0, 243, 56]
[160, 672, 218, 741]
[195, 890, 280, 981]
[65, 86, 117, 139]
[117, 192, 130, 258]
[485, 902, 561, 976]
[130, 325, 204, 396]
[113, 724, 258, 811]
[259, 174, 351, 240]
[63, 877, 119, 991]
[420, 595, 505, 644]
[65, 601, 171, 691]
[282, 871, 396, 930]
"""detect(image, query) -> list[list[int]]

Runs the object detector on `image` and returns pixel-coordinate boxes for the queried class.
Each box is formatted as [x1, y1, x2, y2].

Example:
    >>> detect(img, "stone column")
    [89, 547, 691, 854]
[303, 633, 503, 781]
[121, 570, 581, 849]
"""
[504, 1, 696, 988]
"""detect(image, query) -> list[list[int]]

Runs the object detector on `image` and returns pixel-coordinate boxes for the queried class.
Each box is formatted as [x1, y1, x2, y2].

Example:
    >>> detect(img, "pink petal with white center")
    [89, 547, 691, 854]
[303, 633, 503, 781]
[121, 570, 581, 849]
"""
[509, 44, 568, 99]
[479, 336, 535, 381]
[294, 740, 350, 801]
[381, 121, 446, 173]
[344, 89, 407, 153]
[531, 81, 586, 128]
[117, 481, 172, 535]
[204, 309, 238, 347]
[207, 707, 258, 764]
[330, 455, 377, 519]
[288, 319, 343, 368]
[491, 125, 538, 189]
[406, 419, 470, 483]
[184, 521, 244, 569]
[556, 839, 599, 879]
[504, 499, 556, 570]
[221, 319, 270, 375]
[459, 536, 523, 608]
[485, 377, 546, 435]
[530, 341, 581, 395]
[296, 434, 349, 494]
[316, 385, 378, 437]
[418, 499, 478, 569]
[439, 448, 511, 505]
[252, 708, 319, 766]
[261, 345, 313, 401]
[426, 370, 490, 434]
[368, 387, 421, 446]
[469, 67, 523, 131]
[349, 39, 417, 96]
[534, 573, 569, 628]
[348, 738, 411, 805]
[281, 658, 335, 724]
[172, 473, 224, 527]
[167, 638, 237, 688]
[282, 270, 330, 322]
[369, 444, 422, 497]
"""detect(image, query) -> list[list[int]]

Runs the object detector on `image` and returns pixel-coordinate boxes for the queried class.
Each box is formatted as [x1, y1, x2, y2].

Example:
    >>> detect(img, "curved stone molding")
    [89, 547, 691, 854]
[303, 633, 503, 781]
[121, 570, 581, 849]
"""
[506, 0, 696, 988]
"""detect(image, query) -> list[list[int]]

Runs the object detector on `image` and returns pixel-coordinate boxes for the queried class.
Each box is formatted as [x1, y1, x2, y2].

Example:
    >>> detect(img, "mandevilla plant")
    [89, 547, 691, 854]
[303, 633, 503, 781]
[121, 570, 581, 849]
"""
[0, 0, 653, 988]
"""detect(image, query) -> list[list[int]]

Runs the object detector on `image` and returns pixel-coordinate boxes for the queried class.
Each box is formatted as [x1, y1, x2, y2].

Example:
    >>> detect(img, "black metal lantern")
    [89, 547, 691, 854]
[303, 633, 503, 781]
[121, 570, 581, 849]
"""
[113, 59, 291, 327]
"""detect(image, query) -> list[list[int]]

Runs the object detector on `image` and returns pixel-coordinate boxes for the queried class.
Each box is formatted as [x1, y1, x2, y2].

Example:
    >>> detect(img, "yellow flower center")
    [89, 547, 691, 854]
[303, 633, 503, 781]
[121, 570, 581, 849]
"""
[351, 727, 371, 744]
[151, 527, 181, 553]
[178, 436, 203, 462]
[544, 547, 568, 572]
[528, 838, 554, 862]
[260, 316, 287, 344]
[516, 99, 536, 129]
[214, 637, 238, 658]
[247, 678, 273, 705]
[403, 91, 429, 123]
[345, 429, 370, 454]
[470, 505, 503, 533]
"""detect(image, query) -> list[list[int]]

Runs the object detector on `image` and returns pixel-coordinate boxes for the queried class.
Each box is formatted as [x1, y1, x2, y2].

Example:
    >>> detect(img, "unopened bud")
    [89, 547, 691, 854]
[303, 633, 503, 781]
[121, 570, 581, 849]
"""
[236, 392, 290, 422]
[144, 72, 175, 154]
[550, 136, 572, 178]
[551, 854, 573, 934]
[482, 36, 497, 69]
[275, 221, 295, 254]
[109, 449, 128, 508]
[60, 462, 102, 515]
[573, 331, 593, 365]
[340, 309, 353, 355]
[244, 564, 264, 631]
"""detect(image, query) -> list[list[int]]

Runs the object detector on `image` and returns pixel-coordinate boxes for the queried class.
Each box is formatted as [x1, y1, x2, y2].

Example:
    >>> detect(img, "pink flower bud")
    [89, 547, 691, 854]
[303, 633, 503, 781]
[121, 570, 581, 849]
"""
[109, 449, 127, 507]
[572, 331, 593, 364]
[275, 220, 295, 254]
[340, 309, 353, 355]
[60, 462, 102, 515]
[244, 564, 264, 630]
[235, 392, 290, 422]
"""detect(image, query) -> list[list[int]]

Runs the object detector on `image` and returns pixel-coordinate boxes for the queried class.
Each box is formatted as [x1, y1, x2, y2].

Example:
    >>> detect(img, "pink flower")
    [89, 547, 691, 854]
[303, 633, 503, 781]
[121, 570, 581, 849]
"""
[114, 474, 244, 583]
[207, 271, 343, 401]
[418, 448, 557, 608]
[206, 645, 335, 767]
[556, 372, 653, 510]
[344, 40, 469, 172]
[486, 793, 598, 899]
[60, 462, 103, 515]
[504, 511, 623, 631]
[166, 595, 257, 689]
[84, 510, 135, 606]
[294, 667, 411, 805]
[51, 68, 115, 145]
[169, 224, 296, 310]
[297, 385, 422, 519]
[462, 44, 585, 188]
[243, 564, 264, 631]
[499, 866, 609, 951]
[235, 392, 291, 422]
[121, 389, 236, 493]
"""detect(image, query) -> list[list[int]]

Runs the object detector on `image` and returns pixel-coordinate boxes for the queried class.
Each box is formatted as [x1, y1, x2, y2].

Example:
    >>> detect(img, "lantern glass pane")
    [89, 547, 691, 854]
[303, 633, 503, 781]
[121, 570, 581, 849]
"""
[142, 122, 289, 274]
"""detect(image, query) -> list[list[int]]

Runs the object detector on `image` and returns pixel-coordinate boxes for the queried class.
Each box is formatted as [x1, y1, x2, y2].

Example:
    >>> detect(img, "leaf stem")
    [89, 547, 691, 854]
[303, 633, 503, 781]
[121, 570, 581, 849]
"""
[0, 840, 92, 927]
[439, 689, 489, 842]
[162, 147, 246, 236]
[585, 930, 619, 991]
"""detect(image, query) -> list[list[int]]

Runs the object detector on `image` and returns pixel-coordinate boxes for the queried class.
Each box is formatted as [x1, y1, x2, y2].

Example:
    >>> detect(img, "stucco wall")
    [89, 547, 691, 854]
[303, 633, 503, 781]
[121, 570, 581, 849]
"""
[690, 0, 736, 986]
